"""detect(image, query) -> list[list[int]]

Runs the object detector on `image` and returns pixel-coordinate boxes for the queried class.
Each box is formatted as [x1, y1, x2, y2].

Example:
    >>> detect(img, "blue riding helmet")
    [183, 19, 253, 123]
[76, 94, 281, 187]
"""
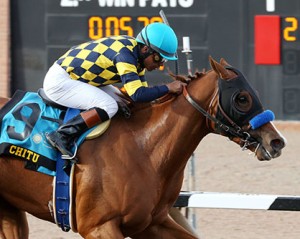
[136, 22, 178, 61]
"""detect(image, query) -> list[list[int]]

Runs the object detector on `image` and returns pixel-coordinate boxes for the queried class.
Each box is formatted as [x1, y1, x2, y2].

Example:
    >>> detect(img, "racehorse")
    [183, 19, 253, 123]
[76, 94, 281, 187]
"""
[0, 57, 285, 239]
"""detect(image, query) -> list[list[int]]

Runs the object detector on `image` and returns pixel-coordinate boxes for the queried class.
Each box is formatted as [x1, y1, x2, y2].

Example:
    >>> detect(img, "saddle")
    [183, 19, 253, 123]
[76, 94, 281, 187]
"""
[37, 88, 110, 140]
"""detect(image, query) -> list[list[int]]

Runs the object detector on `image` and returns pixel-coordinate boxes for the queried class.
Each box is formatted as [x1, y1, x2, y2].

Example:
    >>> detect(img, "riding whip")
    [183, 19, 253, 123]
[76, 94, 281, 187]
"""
[159, 10, 179, 75]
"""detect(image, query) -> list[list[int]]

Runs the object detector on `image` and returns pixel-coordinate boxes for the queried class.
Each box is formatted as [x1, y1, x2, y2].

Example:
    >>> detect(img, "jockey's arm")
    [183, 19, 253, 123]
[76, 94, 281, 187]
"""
[122, 76, 186, 102]
[125, 81, 168, 102]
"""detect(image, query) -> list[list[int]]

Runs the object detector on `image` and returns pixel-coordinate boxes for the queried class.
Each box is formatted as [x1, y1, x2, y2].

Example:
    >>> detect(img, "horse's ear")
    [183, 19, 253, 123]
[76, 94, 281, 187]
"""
[220, 58, 231, 67]
[209, 56, 231, 79]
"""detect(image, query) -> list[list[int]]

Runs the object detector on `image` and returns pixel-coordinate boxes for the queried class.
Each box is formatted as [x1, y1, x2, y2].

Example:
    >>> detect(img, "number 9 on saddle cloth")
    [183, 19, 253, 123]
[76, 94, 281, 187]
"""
[0, 89, 101, 176]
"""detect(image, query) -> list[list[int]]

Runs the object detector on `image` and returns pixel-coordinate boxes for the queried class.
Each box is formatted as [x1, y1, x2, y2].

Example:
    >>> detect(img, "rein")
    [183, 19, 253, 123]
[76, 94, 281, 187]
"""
[182, 86, 258, 149]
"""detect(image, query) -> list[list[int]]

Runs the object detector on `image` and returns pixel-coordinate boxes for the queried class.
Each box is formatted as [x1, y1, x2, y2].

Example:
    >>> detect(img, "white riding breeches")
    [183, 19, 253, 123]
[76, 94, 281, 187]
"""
[43, 63, 120, 119]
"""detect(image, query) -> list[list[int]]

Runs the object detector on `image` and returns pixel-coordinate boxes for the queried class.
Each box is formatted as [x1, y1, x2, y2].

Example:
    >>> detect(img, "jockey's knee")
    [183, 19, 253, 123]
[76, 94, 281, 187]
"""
[102, 100, 118, 119]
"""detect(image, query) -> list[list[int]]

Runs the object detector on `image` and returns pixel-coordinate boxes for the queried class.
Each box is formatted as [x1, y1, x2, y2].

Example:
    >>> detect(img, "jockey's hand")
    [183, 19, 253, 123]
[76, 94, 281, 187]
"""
[166, 81, 187, 94]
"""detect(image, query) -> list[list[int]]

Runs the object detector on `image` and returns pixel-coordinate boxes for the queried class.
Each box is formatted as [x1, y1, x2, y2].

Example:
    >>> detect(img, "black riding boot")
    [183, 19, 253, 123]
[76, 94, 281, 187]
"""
[46, 107, 109, 159]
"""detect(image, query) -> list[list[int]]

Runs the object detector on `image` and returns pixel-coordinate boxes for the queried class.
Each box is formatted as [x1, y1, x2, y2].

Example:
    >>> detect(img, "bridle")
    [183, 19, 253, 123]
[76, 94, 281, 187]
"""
[182, 85, 259, 151]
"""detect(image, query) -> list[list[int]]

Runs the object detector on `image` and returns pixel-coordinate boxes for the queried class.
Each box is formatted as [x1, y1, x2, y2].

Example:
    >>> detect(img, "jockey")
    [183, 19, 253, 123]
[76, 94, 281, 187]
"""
[43, 22, 186, 158]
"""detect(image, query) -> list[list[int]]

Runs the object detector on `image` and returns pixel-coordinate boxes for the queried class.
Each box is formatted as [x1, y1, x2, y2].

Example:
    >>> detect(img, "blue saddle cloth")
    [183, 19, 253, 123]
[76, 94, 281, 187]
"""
[0, 90, 89, 176]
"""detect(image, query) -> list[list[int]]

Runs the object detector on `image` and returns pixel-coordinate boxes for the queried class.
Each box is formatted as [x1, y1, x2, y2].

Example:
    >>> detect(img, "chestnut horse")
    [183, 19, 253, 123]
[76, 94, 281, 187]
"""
[0, 57, 285, 239]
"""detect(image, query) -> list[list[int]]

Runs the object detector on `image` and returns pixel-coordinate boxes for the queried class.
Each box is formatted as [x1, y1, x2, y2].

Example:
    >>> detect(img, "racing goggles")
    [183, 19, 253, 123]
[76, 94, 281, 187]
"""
[153, 52, 168, 63]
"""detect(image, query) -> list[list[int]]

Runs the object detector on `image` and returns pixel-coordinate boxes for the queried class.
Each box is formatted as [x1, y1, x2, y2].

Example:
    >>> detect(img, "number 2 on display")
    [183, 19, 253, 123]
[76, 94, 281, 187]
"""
[283, 17, 298, 42]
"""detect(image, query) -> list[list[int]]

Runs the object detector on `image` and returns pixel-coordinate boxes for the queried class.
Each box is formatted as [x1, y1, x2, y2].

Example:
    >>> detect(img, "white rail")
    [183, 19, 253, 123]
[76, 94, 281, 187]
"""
[175, 191, 300, 211]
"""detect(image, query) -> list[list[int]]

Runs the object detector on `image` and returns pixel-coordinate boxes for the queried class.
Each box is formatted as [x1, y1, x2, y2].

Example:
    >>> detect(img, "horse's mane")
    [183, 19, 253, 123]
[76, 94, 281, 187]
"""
[168, 69, 206, 83]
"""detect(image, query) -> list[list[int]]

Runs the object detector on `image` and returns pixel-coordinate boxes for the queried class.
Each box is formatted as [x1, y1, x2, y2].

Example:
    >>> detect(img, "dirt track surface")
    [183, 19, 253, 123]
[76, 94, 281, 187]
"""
[27, 121, 300, 239]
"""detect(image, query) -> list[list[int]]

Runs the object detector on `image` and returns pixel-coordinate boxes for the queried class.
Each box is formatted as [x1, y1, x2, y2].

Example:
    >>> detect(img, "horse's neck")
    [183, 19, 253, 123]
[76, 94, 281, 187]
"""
[157, 101, 206, 164]
[134, 79, 215, 176]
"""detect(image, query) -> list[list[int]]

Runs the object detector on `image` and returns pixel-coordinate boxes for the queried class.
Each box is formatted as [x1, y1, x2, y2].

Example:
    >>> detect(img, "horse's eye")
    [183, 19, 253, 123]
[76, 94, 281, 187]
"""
[233, 91, 252, 112]
[237, 95, 248, 105]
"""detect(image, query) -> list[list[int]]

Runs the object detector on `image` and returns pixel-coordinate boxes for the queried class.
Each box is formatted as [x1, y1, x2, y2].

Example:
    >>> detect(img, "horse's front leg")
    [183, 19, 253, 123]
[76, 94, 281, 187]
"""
[79, 219, 125, 239]
[131, 216, 199, 239]
[0, 197, 29, 239]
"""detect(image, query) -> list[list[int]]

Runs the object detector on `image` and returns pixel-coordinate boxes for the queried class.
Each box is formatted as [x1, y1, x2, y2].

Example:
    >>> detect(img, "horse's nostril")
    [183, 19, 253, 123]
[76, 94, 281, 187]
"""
[271, 138, 285, 151]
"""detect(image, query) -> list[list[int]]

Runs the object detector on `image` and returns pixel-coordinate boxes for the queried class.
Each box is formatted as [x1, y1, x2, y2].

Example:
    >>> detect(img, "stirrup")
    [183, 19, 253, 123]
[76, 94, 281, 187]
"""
[61, 144, 78, 164]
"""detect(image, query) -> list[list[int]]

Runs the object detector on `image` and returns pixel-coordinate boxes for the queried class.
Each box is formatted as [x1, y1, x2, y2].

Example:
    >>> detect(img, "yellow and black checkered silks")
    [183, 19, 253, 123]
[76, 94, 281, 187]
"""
[56, 36, 147, 97]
